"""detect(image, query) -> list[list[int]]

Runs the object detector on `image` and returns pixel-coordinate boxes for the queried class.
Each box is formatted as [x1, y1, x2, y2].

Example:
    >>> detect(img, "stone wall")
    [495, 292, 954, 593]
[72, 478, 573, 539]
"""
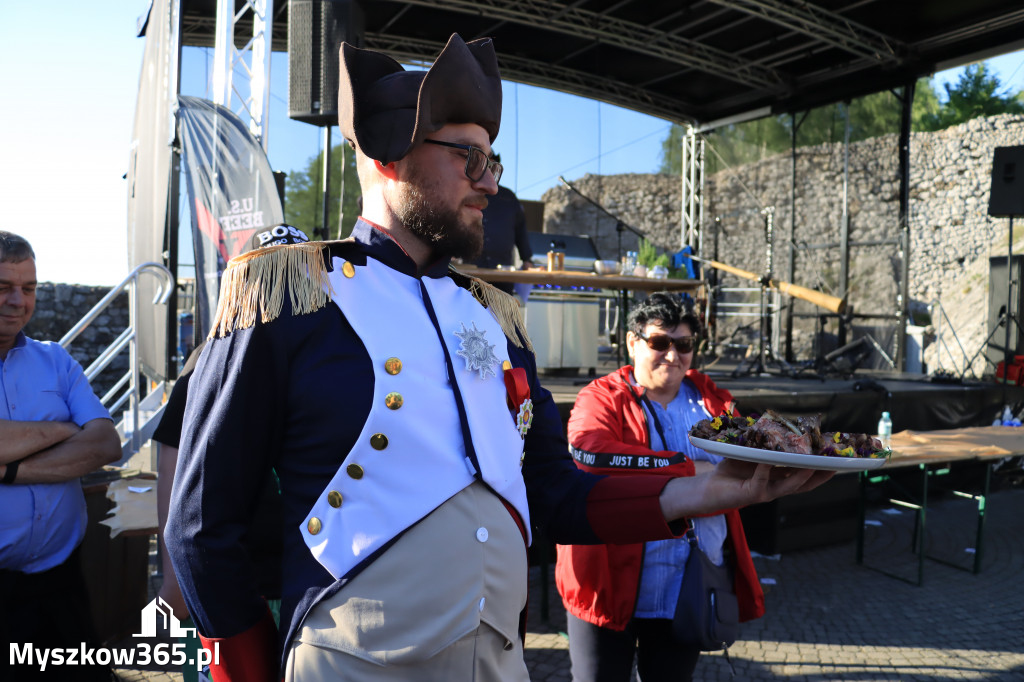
[541, 113, 1024, 376]
[24, 283, 130, 402]
[18, 114, 1024, 388]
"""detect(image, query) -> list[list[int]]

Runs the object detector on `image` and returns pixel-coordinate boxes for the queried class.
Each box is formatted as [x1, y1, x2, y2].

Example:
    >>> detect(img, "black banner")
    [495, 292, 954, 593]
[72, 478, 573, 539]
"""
[176, 96, 284, 339]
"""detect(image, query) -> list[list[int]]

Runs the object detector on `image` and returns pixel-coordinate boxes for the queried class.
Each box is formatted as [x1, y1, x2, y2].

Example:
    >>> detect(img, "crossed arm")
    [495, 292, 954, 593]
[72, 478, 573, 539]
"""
[0, 417, 120, 484]
[0, 419, 80, 464]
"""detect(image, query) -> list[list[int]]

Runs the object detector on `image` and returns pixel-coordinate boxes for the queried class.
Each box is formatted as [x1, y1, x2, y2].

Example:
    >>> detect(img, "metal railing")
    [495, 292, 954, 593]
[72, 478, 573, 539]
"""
[60, 262, 175, 461]
[714, 286, 783, 357]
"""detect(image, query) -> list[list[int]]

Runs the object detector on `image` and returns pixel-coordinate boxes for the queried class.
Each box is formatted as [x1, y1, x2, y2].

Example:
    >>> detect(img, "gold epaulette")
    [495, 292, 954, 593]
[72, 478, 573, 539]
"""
[451, 266, 534, 353]
[209, 242, 333, 338]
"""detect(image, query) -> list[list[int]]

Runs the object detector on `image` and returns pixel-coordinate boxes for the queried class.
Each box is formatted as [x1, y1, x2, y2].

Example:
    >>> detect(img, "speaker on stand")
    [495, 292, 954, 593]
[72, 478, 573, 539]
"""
[985, 254, 1024, 369]
[986, 146, 1024, 402]
[288, 0, 364, 238]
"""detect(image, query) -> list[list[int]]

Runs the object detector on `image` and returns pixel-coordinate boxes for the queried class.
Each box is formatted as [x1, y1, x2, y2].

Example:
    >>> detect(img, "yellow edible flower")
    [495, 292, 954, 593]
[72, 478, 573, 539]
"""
[746, 416, 756, 426]
[711, 417, 722, 430]
[839, 447, 855, 457]
[833, 432, 841, 444]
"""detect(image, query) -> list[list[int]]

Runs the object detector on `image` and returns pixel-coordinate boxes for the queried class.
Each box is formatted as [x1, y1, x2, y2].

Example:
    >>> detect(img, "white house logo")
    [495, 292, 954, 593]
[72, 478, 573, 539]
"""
[10, 597, 217, 673]
[134, 597, 197, 638]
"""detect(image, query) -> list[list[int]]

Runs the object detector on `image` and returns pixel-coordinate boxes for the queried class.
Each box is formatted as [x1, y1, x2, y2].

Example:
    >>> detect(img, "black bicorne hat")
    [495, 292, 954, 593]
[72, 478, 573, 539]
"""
[337, 33, 502, 164]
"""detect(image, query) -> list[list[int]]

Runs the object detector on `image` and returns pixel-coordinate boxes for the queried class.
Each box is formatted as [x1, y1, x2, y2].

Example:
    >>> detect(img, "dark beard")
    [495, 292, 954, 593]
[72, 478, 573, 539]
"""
[395, 182, 483, 261]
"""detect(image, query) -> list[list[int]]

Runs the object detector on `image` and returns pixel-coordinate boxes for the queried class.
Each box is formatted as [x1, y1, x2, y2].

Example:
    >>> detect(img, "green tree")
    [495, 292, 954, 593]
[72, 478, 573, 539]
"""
[917, 63, 1024, 131]
[284, 141, 360, 240]
[658, 124, 684, 175]
[911, 79, 942, 131]
[656, 75, 976, 174]
[659, 115, 790, 175]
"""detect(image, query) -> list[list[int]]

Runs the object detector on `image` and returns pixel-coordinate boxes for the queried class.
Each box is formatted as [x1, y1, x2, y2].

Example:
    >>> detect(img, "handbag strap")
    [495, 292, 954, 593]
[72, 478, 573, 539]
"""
[636, 387, 671, 451]
[635, 383, 704, 544]
[684, 525, 700, 549]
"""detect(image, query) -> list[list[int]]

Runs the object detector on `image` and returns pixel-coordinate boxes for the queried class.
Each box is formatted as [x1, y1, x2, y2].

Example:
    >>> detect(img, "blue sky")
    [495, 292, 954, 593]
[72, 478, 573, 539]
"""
[2, 3, 1023, 286]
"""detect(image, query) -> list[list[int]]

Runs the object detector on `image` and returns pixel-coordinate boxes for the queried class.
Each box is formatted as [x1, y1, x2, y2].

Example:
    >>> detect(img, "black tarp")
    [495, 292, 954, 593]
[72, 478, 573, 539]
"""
[176, 95, 284, 339]
[723, 374, 1022, 434]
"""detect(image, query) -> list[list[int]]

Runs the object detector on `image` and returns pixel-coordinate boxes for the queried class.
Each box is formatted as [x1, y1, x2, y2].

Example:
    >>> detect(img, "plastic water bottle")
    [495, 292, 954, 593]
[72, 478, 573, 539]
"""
[877, 411, 892, 448]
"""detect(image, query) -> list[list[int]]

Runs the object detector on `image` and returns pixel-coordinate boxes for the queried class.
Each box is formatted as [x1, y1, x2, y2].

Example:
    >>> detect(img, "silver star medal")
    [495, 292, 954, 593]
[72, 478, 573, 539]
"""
[454, 321, 499, 380]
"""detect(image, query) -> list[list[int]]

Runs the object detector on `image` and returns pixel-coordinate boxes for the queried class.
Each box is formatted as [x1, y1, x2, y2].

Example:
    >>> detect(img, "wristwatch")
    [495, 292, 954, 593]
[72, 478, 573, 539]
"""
[1, 459, 19, 484]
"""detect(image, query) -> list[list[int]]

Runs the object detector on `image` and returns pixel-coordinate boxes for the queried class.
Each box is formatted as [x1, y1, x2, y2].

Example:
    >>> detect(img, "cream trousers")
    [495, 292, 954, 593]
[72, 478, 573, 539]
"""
[286, 481, 530, 682]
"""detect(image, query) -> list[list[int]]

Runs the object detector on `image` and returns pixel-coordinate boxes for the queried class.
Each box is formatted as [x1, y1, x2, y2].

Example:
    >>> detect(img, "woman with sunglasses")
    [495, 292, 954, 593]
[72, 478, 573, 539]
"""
[555, 292, 763, 682]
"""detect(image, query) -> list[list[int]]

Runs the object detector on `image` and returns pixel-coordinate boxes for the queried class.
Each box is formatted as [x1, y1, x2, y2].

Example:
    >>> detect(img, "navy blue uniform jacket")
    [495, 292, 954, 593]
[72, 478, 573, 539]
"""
[165, 220, 682, 678]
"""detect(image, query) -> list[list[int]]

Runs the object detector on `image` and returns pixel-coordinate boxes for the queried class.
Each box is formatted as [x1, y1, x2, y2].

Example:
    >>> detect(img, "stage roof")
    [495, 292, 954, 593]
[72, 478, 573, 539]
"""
[180, 0, 1024, 127]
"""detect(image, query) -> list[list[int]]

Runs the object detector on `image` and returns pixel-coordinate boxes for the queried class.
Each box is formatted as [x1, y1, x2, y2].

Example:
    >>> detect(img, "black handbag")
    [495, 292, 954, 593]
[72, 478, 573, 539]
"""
[671, 528, 739, 651]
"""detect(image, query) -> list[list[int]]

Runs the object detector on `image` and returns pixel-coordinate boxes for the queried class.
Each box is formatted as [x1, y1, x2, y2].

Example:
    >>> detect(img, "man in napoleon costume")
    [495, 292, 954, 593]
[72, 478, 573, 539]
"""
[165, 34, 832, 682]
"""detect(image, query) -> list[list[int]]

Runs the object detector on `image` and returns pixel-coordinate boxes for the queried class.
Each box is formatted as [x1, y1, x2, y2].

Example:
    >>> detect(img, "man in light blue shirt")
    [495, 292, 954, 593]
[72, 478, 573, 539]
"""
[0, 231, 120, 680]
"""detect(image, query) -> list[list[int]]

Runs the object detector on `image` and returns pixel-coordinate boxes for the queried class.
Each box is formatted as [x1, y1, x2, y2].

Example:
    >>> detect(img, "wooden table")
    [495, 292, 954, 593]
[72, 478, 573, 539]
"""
[457, 266, 704, 367]
[881, 426, 1023, 468]
[455, 265, 703, 292]
[80, 470, 157, 644]
[856, 426, 1022, 584]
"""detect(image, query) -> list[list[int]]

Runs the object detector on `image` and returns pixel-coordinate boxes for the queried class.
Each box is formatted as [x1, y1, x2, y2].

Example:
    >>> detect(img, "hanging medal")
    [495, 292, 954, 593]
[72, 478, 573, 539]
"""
[503, 364, 533, 438]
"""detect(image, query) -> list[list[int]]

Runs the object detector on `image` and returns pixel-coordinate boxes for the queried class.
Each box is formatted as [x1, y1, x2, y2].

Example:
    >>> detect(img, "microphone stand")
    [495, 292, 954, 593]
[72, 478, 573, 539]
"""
[558, 176, 651, 366]
[558, 176, 649, 262]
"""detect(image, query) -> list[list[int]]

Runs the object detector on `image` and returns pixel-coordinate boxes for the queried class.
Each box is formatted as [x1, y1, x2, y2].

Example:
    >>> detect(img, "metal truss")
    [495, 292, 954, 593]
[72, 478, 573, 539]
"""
[392, 0, 787, 91]
[364, 33, 697, 124]
[213, 0, 275, 148]
[680, 125, 704, 251]
[709, 0, 903, 64]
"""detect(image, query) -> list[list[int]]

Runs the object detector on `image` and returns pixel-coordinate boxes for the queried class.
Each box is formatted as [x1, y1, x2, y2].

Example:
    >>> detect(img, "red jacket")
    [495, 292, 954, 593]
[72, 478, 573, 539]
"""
[556, 366, 765, 631]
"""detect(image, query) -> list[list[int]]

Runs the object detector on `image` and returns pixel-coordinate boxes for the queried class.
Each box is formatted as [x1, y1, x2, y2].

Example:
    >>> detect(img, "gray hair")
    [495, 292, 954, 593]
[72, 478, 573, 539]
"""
[0, 232, 35, 264]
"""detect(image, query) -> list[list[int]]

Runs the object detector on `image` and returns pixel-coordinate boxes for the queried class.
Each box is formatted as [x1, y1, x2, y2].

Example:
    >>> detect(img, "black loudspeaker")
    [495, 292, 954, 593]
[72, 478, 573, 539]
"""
[986, 254, 1024, 367]
[988, 146, 1024, 217]
[288, 0, 364, 126]
[273, 171, 287, 209]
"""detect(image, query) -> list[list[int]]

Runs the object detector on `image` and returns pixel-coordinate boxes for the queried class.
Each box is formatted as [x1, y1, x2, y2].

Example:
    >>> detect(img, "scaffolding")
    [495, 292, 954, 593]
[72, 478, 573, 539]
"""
[681, 86, 917, 373]
[212, 0, 275, 149]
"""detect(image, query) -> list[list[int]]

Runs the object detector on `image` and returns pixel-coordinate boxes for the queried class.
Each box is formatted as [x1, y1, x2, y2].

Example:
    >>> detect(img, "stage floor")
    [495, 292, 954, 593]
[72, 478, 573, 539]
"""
[541, 356, 1023, 434]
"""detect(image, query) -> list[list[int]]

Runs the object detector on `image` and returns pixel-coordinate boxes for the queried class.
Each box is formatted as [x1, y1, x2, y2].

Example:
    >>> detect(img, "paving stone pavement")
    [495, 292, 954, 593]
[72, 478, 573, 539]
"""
[115, 483, 1024, 681]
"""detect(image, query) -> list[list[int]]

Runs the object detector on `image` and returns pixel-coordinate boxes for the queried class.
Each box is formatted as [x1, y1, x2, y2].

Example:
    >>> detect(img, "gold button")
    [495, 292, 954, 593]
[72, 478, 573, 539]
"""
[342, 261, 356, 278]
[327, 491, 343, 508]
[370, 433, 389, 450]
[385, 392, 403, 410]
[384, 357, 402, 375]
[307, 517, 322, 535]
[347, 463, 364, 479]
[502, 360, 512, 371]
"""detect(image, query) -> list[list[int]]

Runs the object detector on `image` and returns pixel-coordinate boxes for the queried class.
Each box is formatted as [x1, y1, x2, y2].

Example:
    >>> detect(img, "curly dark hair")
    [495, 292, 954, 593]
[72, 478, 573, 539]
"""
[627, 292, 702, 338]
[0, 232, 35, 264]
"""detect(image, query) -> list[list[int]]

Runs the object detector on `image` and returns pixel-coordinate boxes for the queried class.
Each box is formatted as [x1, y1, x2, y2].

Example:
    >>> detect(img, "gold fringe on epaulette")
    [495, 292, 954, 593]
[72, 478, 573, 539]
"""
[465, 276, 534, 353]
[209, 243, 333, 338]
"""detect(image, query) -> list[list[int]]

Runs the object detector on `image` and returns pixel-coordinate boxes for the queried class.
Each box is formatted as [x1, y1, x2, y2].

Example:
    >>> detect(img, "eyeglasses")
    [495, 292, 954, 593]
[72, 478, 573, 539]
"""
[636, 330, 697, 354]
[423, 139, 503, 184]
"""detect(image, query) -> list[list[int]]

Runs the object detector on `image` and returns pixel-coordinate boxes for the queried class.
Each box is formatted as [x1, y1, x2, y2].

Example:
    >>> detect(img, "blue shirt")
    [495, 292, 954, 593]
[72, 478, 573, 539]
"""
[633, 377, 727, 619]
[0, 333, 111, 573]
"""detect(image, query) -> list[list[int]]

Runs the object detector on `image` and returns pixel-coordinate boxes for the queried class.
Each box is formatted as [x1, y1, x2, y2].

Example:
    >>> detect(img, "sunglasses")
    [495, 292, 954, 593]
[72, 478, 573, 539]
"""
[636, 330, 697, 354]
[423, 139, 503, 184]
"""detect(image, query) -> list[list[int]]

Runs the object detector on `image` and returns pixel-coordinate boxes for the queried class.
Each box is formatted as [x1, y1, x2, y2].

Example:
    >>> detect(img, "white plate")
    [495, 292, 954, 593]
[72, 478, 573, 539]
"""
[689, 435, 888, 471]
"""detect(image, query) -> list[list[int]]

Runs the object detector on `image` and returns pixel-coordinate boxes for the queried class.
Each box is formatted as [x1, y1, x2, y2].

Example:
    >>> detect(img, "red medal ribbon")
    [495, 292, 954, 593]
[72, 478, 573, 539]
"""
[503, 366, 530, 412]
